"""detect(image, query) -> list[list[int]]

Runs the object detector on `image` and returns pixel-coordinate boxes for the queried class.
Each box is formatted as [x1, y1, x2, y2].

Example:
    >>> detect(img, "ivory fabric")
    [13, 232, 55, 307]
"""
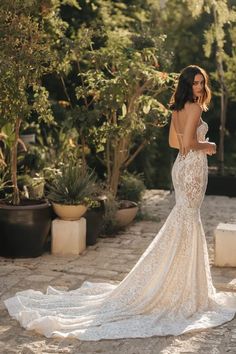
[4, 121, 236, 340]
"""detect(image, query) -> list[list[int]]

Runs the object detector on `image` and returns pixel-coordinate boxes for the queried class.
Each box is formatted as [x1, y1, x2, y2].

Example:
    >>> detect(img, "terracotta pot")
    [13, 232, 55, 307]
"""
[52, 202, 87, 221]
[115, 200, 138, 228]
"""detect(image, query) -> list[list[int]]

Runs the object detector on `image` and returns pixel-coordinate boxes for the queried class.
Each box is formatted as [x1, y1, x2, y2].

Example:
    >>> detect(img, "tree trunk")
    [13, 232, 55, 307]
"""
[109, 142, 121, 197]
[124, 139, 148, 168]
[216, 51, 228, 176]
[213, 4, 228, 176]
[109, 167, 120, 197]
[109, 137, 129, 197]
[11, 117, 21, 205]
[218, 89, 228, 175]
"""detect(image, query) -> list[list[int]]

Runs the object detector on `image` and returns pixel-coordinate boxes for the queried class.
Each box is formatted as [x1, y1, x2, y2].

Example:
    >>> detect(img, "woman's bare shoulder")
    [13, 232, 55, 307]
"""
[185, 102, 202, 115]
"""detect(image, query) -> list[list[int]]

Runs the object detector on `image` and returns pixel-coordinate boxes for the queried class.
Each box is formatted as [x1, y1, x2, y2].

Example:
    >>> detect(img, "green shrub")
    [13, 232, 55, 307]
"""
[46, 161, 97, 205]
[101, 194, 119, 236]
[117, 172, 146, 203]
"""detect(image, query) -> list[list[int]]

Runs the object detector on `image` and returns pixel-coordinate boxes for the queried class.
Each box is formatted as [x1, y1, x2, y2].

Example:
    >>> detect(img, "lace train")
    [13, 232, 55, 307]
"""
[4, 121, 236, 340]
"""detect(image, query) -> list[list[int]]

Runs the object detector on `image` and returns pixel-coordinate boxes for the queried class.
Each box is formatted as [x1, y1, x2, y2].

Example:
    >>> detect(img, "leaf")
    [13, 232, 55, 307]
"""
[122, 103, 127, 117]
[61, 0, 81, 10]
[143, 103, 151, 114]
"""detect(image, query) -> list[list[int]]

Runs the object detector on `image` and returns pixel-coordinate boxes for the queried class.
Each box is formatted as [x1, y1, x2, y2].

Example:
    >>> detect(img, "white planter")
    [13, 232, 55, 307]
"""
[214, 223, 236, 267]
[52, 218, 86, 255]
[52, 202, 87, 221]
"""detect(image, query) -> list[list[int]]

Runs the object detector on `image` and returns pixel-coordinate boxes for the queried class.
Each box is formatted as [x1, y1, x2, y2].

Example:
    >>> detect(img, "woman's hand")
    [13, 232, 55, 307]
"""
[205, 142, 217, 155]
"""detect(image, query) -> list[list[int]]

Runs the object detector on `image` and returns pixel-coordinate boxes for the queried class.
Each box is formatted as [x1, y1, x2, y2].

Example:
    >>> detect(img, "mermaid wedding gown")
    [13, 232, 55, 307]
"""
[4, 120, 236, 340]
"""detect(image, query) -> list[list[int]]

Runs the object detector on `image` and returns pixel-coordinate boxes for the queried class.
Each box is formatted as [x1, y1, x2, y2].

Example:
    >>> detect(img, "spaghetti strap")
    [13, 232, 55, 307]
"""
[172, 111, 184, 154]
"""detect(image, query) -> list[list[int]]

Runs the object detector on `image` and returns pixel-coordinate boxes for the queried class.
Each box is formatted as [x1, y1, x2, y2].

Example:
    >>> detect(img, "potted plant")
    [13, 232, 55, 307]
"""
[99, 173, 146, 235]
[46, 161, 97, 221]
[0, 124, 52, 258]
[116, 172, 146, 227]
[46, 27, 174, 234]
[67, 29, 174, 233]
[0, 2, 59, 257]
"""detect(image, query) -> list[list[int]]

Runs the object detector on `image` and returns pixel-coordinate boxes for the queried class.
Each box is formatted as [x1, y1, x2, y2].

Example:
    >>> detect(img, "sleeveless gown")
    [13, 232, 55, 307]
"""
[4, 121, 236, 340]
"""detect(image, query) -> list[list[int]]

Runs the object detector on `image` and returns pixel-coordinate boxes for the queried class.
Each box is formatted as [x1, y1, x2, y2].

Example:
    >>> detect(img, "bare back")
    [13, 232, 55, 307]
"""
[169, 102, 202, 155]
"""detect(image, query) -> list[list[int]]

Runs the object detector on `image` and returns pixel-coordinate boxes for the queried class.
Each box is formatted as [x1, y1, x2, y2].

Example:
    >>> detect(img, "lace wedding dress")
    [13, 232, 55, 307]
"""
[4, 120, 236, 340]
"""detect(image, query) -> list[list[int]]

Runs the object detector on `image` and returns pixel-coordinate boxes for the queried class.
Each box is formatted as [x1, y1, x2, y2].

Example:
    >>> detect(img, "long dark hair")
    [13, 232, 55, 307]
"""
[169, 65, 211, 111]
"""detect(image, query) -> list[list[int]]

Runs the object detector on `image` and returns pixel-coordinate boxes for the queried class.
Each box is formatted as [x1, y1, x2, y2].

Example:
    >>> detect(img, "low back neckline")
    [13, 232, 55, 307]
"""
[175, 118, 206, 137]
[174, 119, 208, 156]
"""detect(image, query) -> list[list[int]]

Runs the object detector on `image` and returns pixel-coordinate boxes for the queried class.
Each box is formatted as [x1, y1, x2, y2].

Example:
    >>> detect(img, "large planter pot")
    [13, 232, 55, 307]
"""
[52, 202, 87, 221]
[115, 200, 138, 228]
[0, 200, 52, 258]
[84, 208, 104, 246]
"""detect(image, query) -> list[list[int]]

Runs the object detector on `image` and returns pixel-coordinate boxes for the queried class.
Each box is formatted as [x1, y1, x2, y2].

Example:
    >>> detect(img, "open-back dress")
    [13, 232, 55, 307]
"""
[4, 120, 236, 340]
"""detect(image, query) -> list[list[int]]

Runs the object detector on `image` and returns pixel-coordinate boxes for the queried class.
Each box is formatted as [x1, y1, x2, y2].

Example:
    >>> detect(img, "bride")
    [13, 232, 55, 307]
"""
[4, 65, 236, 340]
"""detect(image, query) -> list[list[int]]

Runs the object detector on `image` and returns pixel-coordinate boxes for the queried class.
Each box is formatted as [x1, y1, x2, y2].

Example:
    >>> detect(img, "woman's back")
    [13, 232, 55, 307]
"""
[169, 102, 202, 154]
[172, 105, 190, 135]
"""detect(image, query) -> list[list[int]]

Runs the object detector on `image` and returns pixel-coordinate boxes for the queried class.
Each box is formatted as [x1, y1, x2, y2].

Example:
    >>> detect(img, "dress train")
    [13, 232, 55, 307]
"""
[4, 121, 236, 340]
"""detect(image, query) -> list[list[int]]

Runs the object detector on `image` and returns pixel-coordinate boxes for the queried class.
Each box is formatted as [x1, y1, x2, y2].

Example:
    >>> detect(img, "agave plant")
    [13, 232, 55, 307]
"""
[46, 162, 97, 206]
[0, 170, 10, 192]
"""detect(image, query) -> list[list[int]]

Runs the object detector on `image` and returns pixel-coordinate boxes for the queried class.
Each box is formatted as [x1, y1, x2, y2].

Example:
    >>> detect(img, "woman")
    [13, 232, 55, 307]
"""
[4, 65, 236, 340]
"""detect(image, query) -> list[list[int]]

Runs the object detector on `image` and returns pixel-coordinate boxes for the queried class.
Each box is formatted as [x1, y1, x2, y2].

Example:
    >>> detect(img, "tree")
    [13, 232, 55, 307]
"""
[186, 0, 236, 173]
[0, 0, 59, 204]
[74, 28, 175, 196]
[45, 1, 175, 193]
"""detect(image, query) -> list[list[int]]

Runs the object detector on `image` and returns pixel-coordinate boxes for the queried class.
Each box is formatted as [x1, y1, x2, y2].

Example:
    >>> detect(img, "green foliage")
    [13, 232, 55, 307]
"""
[155, 0, 236, 175]
[186, 0, 236, 171]
[5, 0, 236, 195]
[0, 2, 55, 124]
[101, 193, 119, 236]
[46, 161, 97, 205]
[0, 167, 11, 194]
[154, 0, 209, 70]
[117, 172, 146, 203]
[41, 0, 176, 195]
[73, 27, 175, 195]
[0, 0, 61, 204]
[27, 1, 177, 194]
[225, 27, 236, 101]
[22, 145, 47, 173]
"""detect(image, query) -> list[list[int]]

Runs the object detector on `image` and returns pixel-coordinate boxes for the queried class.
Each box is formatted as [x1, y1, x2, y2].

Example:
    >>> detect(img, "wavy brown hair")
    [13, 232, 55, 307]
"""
[169, 65, 211, 111]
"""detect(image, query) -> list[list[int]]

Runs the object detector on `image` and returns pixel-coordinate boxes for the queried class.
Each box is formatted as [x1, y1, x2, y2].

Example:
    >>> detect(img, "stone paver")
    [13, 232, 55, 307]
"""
[1, 190, 236, 353]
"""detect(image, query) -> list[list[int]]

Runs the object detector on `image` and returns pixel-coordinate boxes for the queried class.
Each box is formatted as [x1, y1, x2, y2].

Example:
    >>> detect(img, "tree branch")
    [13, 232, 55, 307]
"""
[123, 139, 148, 168]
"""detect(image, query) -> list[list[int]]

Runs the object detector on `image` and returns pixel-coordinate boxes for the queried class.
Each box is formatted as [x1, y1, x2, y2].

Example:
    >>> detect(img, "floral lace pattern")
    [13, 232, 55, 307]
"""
[4, 121, 236, 340]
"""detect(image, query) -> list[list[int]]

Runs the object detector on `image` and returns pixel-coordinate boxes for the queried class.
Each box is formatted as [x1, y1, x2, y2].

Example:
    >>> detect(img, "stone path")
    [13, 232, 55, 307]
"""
[1, 190, 236, 354]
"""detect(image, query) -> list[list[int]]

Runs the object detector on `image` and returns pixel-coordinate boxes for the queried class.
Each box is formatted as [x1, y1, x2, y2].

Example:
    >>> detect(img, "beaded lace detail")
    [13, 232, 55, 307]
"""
[4, 120, 236, 340]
